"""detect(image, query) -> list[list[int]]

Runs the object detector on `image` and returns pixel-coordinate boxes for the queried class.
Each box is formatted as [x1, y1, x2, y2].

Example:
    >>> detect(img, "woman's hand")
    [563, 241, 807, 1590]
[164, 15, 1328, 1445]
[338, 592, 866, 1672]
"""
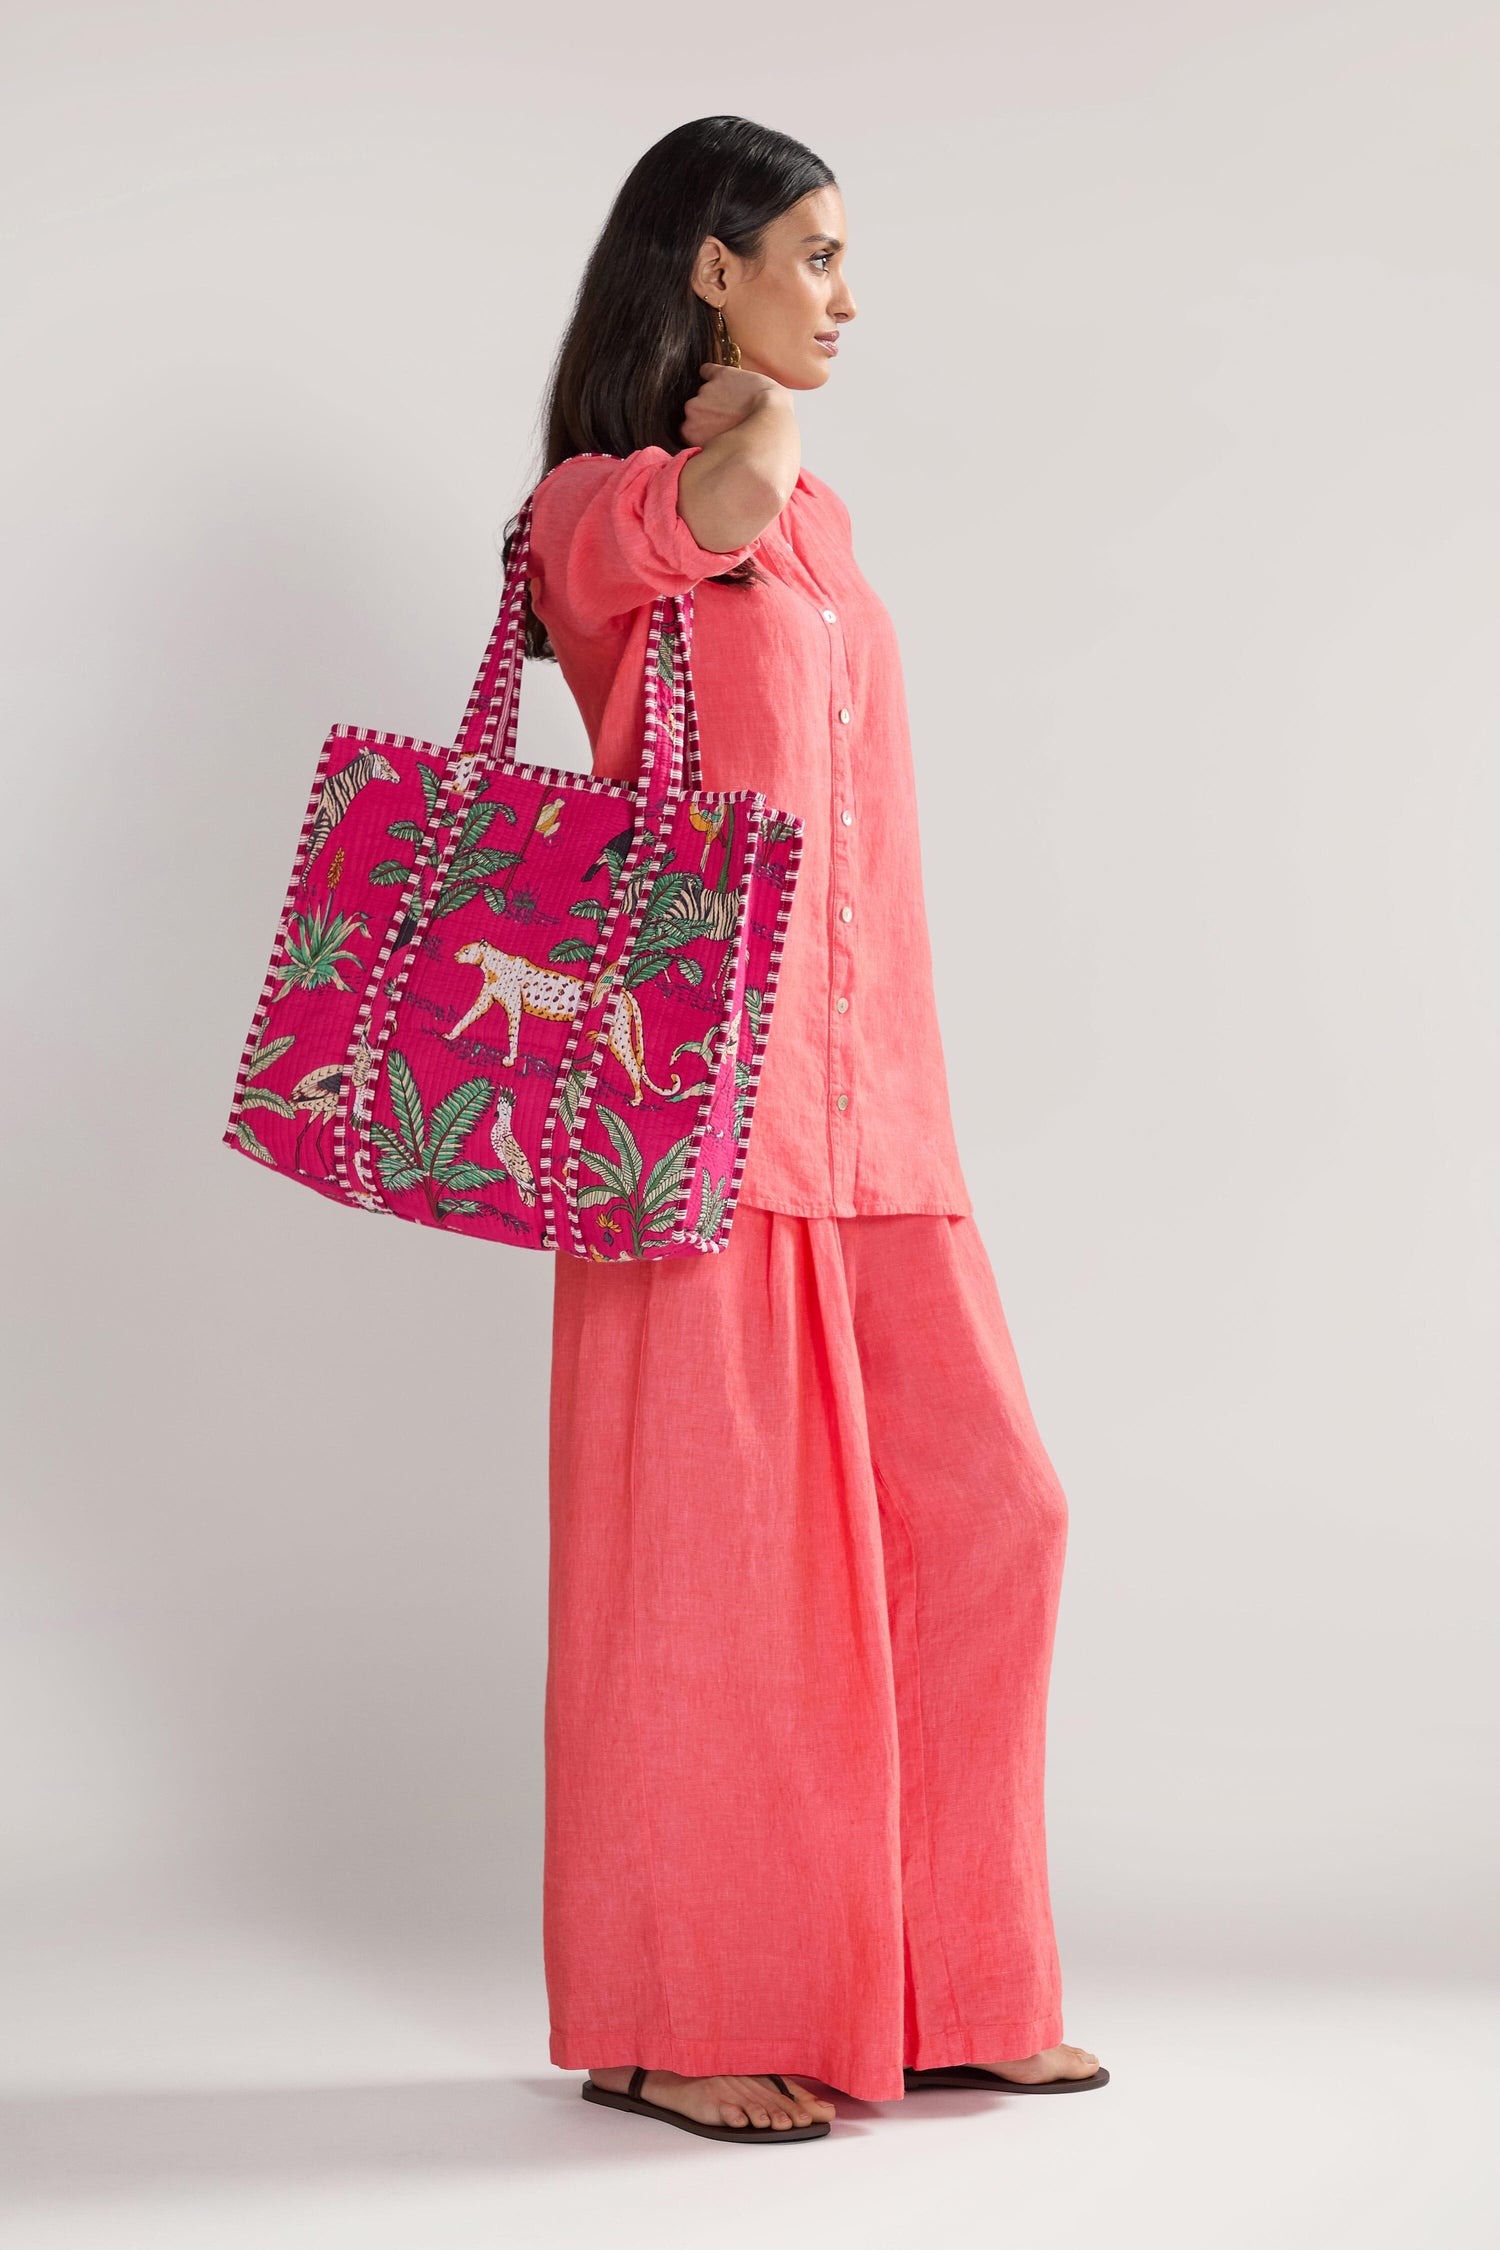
[677, 366, 800, 551]
[680, 363, 785, 449]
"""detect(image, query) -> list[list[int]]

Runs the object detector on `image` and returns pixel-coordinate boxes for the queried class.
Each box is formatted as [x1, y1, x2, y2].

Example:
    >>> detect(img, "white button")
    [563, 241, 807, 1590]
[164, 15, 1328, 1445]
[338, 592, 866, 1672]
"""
[839, 904, 853, 922]
[836, 1093, 849, 1111]
[840, 809, 853, 825]
[838, 706, 851, 723]
[835, 996, 849, 1013]
[822, 608, 837, 622]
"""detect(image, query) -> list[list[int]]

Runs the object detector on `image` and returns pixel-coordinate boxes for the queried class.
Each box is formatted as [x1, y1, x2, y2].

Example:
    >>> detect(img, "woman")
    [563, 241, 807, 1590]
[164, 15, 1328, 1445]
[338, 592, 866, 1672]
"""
[519, 116, 1105, 2144]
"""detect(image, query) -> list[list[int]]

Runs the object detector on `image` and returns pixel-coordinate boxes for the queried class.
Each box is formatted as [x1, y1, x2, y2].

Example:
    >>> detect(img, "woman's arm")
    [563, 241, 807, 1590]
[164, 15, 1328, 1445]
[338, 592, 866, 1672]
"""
[678, 366, 800, 552]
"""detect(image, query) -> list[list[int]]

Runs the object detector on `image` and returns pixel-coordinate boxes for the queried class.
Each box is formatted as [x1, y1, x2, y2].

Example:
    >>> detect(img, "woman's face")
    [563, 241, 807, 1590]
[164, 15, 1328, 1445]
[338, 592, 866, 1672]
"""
[693, 185, 856, 392]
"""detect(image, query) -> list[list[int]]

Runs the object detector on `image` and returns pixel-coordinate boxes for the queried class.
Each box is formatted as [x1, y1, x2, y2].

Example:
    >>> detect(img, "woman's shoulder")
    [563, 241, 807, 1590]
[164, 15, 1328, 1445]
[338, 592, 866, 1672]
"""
[529, 447, 636, 517]
[531, 444, 690, 497]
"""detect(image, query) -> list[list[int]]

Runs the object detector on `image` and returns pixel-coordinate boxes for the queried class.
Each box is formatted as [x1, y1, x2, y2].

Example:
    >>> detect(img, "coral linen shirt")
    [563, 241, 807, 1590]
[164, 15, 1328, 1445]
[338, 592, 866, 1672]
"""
[527, 444, 973, 1221]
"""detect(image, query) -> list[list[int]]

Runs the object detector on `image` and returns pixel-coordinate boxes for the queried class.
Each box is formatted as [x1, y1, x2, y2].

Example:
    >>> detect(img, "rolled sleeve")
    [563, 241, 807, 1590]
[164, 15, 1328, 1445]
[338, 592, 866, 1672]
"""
[529, 444, 762, 632]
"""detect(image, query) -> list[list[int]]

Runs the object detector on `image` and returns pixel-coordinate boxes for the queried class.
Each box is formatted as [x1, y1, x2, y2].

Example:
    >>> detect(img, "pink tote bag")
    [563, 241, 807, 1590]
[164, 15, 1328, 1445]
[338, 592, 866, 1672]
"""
[224, 456, 804, 1259]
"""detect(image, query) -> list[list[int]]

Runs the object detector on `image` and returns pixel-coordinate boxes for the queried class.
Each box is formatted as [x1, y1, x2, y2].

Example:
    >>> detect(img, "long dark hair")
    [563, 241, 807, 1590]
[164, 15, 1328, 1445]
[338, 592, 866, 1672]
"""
[506, 115, 836, 659]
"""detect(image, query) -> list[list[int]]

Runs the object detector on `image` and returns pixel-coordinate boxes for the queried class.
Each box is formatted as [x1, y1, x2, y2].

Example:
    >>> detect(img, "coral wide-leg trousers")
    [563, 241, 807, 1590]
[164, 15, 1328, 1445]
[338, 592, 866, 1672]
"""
[544, 1203, 1070, 2104]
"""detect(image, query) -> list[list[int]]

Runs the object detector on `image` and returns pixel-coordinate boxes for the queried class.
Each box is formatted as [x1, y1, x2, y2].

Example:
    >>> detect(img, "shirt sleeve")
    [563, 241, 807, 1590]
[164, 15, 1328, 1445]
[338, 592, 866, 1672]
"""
[528, 444, 763, 633]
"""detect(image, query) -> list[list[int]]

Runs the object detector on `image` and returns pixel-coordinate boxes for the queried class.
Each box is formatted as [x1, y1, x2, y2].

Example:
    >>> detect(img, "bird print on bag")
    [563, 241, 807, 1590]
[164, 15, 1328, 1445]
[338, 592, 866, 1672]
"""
[490, 1088, 537, 1205]
[290, 1065, 344, 1174]
[688, 802, 727, 871]
[289, 1035, 380, 1178]
[347, 1032, 378, 1131]
[582, 825, 636, 884]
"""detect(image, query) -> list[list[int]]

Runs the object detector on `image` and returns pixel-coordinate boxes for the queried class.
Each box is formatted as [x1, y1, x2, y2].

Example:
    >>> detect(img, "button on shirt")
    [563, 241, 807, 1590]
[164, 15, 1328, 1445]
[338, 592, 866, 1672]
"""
[528, 443, 972, 1220]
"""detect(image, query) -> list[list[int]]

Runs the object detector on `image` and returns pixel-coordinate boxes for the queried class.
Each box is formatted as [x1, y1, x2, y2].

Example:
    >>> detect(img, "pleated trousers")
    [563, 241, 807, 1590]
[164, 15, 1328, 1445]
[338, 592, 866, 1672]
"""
[543, 1202, 1070, 2103]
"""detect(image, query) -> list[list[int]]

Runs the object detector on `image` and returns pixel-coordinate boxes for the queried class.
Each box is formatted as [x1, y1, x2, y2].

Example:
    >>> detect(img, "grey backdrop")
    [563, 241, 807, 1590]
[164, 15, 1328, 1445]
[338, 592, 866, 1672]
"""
[2, 0, 1496, 2195]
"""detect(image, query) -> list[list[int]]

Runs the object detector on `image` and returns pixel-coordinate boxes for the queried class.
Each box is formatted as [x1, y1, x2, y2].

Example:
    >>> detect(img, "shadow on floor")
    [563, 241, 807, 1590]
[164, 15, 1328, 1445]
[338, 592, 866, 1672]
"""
[0, 2072, 994, 2197]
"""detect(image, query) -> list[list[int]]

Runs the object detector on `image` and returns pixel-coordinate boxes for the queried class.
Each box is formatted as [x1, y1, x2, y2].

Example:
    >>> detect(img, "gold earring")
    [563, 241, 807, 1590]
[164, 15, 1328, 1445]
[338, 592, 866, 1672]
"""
[711, 303, 742, 369]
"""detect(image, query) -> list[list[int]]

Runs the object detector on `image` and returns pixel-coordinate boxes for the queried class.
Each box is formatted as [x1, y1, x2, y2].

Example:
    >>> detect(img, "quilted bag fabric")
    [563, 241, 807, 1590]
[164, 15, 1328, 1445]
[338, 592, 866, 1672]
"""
[224, 460, 805, 1259]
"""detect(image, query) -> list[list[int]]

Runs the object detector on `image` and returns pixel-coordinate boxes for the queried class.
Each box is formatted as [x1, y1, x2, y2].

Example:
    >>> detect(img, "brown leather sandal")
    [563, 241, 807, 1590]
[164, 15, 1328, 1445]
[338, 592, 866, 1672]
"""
[582, 2066, 832, 2142]
[904, 2061, 1110, 2094]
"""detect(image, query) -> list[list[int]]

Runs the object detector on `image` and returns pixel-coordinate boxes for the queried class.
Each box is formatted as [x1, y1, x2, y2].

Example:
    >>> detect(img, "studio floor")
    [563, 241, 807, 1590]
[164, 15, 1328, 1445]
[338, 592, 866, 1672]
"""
[0, 1908, 1494, 2250]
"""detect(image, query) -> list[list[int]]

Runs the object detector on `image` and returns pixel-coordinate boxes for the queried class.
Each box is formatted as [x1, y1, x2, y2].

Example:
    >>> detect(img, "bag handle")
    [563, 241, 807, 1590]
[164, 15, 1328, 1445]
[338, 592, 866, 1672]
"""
[454, 451, 703, 821]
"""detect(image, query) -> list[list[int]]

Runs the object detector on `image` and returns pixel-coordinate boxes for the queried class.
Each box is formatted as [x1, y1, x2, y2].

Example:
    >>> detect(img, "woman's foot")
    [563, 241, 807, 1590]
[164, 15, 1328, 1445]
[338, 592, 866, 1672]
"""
[586, 2066, 837, 2131]
[973, 2042, 1101, 2084]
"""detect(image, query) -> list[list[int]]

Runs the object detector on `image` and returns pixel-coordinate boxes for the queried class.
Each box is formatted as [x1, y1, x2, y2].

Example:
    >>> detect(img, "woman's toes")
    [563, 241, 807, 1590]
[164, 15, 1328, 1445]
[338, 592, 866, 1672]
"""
[782, 2076, 835, 2120]
[720, 2103, 749, 2127]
